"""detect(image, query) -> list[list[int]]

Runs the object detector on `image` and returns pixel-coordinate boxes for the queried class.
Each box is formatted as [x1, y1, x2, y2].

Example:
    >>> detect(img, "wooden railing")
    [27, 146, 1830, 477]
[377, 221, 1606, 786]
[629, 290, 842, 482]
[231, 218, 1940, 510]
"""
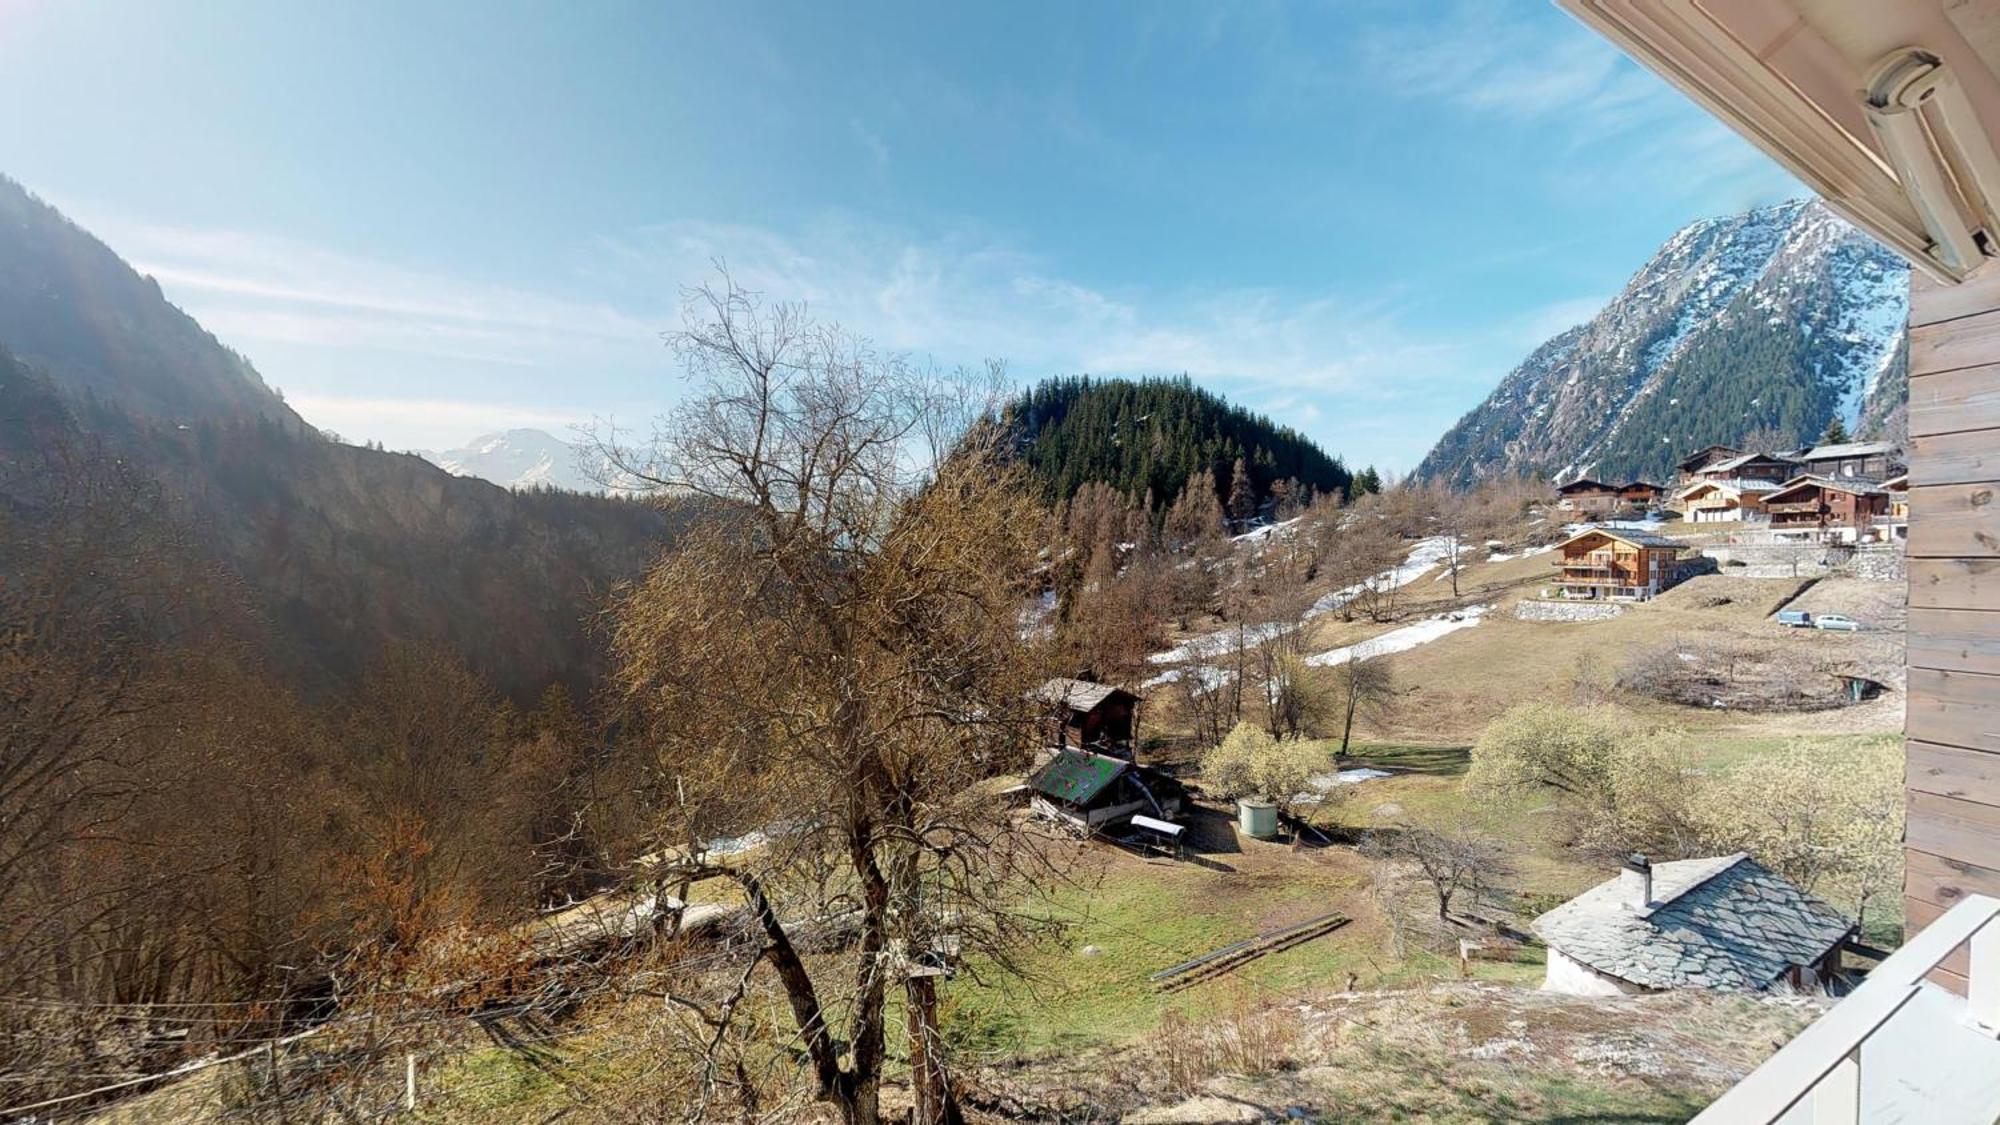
[1690, 894, 2000, 1124]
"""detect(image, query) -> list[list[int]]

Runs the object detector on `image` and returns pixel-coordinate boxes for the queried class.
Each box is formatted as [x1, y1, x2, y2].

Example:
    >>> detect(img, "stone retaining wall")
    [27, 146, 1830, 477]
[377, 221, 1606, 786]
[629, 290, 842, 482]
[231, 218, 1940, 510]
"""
[1514, 600, 1626, 623]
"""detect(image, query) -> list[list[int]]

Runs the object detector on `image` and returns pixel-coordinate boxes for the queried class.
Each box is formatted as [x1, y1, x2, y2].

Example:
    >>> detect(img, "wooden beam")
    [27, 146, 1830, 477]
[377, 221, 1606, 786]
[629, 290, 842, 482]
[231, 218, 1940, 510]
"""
[1908, 791, 2000, 873]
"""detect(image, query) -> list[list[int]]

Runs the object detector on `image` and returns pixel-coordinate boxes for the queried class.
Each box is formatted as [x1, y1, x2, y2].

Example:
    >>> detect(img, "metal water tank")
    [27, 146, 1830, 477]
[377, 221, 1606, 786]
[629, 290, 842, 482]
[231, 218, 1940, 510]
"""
[1238, 799, 1278, 839]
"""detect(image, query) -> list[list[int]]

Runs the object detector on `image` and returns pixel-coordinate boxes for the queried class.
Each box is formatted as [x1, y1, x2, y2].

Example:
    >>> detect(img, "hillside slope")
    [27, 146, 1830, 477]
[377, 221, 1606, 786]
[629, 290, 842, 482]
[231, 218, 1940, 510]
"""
[1417, 200, 1908, 486]
[1008, 374, 1352, 509]
[0, 178, 679, 697]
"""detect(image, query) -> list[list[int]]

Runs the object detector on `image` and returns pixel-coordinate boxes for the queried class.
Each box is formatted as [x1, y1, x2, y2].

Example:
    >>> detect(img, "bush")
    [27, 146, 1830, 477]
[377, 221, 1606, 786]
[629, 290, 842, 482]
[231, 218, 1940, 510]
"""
[1200, 722, 1329, 813]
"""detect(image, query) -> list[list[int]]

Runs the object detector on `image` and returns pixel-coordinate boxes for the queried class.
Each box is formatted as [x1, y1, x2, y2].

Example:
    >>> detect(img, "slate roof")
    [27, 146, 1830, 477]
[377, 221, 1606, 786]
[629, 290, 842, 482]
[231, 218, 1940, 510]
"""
[1799, 440, 1895, 462]
[1767, 475, 1890, 501]
[1532, 854, 1855, 991]
[1562, 526, 1682, 550]
[1028, 677, 1134, 714]
[1028, 748, 1129, 806]
[1556, 478, 1616, 494]
[1677, 445, 1743, 472]
[1703, 452, 1798, 474]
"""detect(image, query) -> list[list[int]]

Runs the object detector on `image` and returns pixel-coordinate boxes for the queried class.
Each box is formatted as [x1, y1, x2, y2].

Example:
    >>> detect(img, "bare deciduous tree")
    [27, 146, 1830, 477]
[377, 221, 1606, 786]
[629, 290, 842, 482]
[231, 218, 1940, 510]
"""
[596, 276, 1057, 1125]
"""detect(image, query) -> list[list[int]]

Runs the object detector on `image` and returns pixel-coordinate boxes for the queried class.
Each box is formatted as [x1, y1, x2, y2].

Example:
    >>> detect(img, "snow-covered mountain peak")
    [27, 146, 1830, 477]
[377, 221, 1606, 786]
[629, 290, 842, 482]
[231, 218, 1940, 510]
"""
[1416, 199, 1908, 487]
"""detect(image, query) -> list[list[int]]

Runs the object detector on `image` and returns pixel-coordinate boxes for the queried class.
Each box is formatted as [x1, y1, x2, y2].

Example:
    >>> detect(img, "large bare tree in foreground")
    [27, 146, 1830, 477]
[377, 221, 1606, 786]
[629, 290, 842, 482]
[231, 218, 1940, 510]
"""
[599, 279, 1054, 1124]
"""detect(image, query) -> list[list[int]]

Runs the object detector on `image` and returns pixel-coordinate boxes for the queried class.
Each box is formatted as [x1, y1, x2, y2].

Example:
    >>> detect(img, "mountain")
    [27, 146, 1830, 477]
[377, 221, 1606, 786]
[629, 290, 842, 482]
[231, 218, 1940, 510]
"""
[423, 428, 607, 492]
[0, 176, 682, 698]
[1416, 200, 1908, 487]
[1007, 375, 1352, 509]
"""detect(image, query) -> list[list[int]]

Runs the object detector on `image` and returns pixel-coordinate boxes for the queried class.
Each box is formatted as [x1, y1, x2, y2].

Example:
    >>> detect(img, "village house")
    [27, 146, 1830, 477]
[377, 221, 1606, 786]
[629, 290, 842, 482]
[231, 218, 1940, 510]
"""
[1764, 475, 1894, 543]
[1672, 478, 1779, 523]
[1674, 444, 1744, 484]
[1792, 440, 1904, 481]
[1534, 854, 1856, 997]
[1690, 451, 1803, 485]
[1882, 472, 1910, 536]
[1555, 478, 1662, 515]
[1025, 746, 1183, 834]
[1028, 677, 1141, 758]
[1551, 526, 1685, 600]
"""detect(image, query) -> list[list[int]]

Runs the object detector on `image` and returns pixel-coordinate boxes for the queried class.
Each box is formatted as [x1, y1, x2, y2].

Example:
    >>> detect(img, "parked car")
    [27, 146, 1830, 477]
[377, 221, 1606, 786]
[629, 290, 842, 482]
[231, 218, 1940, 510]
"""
[1812, 614, 1861, 632]
[1776, 609, 1813, 628]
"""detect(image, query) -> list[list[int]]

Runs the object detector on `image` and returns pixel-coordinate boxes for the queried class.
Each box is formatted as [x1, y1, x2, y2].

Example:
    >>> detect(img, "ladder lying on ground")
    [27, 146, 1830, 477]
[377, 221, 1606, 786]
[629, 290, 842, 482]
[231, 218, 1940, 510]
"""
[1149, 911, 1349, 993]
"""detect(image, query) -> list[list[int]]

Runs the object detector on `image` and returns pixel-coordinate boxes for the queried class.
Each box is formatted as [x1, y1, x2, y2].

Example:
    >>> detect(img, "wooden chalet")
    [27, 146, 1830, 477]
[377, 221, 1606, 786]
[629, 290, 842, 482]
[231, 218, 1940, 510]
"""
[1026, 747, 1183, 833]
[1027, 677, 1141, 757]
[1690, 452, 1803, 485]
[1551, 526, 1685, 601]
[1672, 478, 1780, 523]
[1674, 444, 1744, 483]
[1883, 473, 1910, 535]
[1793, 440, 1903, 481]
[1557, 478, 1659, 515]
[1763, 476, 1894, 543]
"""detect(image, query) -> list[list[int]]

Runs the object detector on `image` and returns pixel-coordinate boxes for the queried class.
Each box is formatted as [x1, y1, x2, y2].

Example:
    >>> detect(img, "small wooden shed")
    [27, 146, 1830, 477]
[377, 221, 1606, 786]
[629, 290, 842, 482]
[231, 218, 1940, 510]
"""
[1028, 677, 1142, 757]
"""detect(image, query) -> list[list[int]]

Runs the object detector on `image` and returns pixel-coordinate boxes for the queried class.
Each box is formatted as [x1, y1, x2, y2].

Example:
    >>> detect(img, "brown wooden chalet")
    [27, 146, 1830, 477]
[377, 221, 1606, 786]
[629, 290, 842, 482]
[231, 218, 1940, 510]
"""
[1674, 444, 1744, 483]
[1690, 452, 1802, 485]
[1555, 478, 1658, 515]
[1792, 440, 1903, 481]
[1028, 677, 1141, 757]
[1764, 476, 1894, 543]
[1551, 527, 1685, 601]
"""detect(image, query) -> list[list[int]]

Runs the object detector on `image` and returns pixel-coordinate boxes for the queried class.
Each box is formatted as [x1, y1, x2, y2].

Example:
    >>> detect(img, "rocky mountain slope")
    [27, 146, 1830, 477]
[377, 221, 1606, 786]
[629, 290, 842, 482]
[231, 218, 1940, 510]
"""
[1417, 200, 1908, 486]
[0, 176, 682, 698]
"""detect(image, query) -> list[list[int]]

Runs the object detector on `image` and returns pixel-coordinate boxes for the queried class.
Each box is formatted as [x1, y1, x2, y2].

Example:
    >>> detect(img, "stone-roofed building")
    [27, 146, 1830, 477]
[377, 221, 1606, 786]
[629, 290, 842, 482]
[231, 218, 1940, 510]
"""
[1028, 677, 1142, 757]
[1533, 854, 1856, 996]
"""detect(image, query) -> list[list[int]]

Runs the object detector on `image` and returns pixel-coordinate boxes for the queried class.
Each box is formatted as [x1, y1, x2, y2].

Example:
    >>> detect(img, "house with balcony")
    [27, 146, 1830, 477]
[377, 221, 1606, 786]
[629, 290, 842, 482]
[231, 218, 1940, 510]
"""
[1675, 444, 1745, 484]
[1555, 1, 2000, 1120]
[1692, 451, 1804, 485]
[1764, 476, 1894, 543]
[1556, 477, 1662, 515]
[1674, 477, 1780, 522]
[1551, 526, 1684, 601]
[1795, 440, 1905, 481]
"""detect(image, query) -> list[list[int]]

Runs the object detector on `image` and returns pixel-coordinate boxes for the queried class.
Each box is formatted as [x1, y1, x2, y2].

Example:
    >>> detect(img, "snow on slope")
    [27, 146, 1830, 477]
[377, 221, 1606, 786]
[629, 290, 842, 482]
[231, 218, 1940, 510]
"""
[1304, 605, 1491, 668]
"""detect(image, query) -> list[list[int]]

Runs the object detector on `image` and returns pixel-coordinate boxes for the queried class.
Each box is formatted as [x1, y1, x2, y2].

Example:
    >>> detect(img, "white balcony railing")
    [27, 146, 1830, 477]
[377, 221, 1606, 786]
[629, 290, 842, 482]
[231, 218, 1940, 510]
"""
[1691, 894, 2000, 1124]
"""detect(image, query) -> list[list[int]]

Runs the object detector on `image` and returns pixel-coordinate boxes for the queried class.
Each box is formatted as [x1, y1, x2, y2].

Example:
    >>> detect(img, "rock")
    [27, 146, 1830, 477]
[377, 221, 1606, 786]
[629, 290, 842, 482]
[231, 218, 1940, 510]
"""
[1121, 1095, 1271, 1124]
[1080, 944, 1103, 957]
[1371, 802, 1403, 819]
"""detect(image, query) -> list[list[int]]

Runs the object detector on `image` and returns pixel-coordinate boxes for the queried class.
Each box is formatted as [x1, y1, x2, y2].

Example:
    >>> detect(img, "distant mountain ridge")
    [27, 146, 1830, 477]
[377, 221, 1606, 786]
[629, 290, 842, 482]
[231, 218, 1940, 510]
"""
[422, 428, 607, 492]
[1416, 200, 1908, 486]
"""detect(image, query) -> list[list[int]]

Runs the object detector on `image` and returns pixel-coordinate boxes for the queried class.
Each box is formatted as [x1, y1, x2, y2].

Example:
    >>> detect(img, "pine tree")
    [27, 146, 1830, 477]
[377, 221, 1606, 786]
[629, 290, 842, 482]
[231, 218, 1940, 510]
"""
[1226, 458, 1256, 523]
[1821, 415, 1850, 444]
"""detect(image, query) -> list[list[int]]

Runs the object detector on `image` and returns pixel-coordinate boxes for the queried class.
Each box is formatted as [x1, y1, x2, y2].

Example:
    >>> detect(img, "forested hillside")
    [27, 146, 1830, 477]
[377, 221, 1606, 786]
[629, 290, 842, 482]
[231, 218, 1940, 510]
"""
[1007, 375, 1353, 513]
[0, 177, 683, 698]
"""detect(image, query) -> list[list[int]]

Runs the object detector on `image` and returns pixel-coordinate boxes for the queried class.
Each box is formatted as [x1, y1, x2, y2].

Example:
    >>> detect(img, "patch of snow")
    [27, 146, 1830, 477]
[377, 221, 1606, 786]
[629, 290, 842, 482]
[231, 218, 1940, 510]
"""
[1306, 537, 1456, 618]
[1305, 605, 1492, 668]
[1147, 621, 1296, 665]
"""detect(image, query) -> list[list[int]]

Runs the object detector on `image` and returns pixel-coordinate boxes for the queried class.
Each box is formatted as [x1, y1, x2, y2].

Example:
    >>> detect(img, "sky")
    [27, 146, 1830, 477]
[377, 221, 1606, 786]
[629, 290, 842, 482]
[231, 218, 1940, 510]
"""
[0, 0, 1803, 473]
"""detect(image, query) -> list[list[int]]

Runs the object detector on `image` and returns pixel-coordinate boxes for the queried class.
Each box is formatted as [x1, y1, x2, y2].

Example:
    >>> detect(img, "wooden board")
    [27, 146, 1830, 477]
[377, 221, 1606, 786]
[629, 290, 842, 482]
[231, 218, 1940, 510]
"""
[1912, 427, 2000, 485]
[1912, 267, 2000, 328]
[1907, 609, 2000, 675]
[1910, 556, 2000, 609]
[1909, 740, 2000, 804]
[1907, 483, 2000, 558]
[1909, 365, 2000, 437]
[1906, 790, 2000, 873]
[1913, 307, 2000, 375]
[1906, 668, 2000, 752]
[1904, 896, 1972, 980]
[1905, 846, 2000, 913]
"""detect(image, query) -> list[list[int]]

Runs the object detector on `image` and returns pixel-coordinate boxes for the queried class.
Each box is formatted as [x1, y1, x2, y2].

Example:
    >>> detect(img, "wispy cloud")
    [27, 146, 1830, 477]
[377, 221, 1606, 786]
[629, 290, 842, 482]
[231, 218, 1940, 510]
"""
[52, 196, 1517, 470]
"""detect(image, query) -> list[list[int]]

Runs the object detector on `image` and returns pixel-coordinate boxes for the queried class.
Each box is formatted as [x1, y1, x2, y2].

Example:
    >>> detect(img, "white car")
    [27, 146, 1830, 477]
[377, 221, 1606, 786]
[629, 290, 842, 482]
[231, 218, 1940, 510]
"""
[1811, 614, 1861, 632]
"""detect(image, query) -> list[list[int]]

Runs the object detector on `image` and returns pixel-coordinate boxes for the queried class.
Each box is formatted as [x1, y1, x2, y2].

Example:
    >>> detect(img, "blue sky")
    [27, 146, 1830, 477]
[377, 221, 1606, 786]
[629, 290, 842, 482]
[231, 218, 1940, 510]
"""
[0, 0, 1802, 472]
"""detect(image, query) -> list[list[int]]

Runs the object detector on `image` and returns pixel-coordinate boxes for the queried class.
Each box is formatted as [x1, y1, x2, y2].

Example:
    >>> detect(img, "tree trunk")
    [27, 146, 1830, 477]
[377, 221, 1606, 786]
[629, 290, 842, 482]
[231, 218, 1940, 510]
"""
[906, 975, 963, 1125]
